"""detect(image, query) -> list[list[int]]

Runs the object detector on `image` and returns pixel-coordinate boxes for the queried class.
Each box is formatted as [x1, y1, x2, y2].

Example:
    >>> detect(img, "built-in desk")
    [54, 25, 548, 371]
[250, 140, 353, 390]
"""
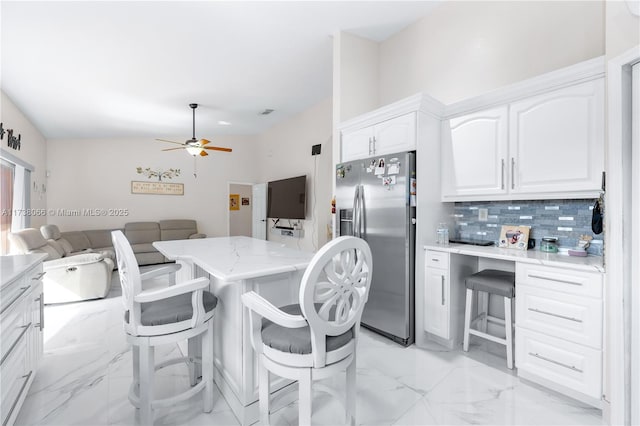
[417, 244, 604, 409]
[153, 237, 314, 425]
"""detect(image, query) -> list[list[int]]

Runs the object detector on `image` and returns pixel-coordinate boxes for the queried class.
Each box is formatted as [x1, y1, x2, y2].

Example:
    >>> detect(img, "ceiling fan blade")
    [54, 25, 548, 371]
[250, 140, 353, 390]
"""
[199, 138, 210, 145]
[161, 147, 186, 151]
[199, 150, 209, 157]
[203, 146, 233, 152]
[156, 138, 185, 146]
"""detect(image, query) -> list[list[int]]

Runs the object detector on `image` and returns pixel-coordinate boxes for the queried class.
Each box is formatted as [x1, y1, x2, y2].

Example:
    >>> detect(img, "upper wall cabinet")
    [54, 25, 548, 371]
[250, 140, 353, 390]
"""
[341, 112, 416, 162]
[442, 106, 509, 198]
[441, 77, 605, 202]
[509, 79, 604, 196]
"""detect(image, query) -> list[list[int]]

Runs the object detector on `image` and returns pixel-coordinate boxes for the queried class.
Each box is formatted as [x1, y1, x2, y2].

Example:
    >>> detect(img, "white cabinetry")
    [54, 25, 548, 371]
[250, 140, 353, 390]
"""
[442, 78, 605, 201]
[515, 263, 603, 407]
[341, 112, 416, 162]
[442, 106, 509, 198]
[424, 251, 450, 339]
[509, 79, 604, 195]
[1, 256, 45, 426]
[421, 250, 475, 348]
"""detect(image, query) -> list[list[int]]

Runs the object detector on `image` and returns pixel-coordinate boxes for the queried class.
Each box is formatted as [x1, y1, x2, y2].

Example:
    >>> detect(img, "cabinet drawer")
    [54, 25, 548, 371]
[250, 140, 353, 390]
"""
[516, 328, 601, 399]
[516, 284, 602, 349]
[425, 251, 449, 269]
[516, 263, 602, 298]
[1, 296, 30, 362]
[1, 326, 30, 426]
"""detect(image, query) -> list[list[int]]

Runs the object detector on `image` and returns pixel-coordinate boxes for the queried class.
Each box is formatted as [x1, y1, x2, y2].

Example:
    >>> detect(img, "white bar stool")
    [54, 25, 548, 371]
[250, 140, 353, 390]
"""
[462, 269, 516, 369]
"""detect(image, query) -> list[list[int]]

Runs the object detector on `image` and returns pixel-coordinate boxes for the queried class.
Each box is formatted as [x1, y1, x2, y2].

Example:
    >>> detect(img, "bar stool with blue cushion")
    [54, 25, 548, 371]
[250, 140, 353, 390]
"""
[242, 236, 373, 426]
[111, 230, 217, 426]
[462, 269, 516, 369]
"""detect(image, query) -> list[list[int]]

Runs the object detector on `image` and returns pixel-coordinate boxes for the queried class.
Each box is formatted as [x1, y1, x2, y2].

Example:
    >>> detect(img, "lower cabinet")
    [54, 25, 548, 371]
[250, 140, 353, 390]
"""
[1, 261, 45, 426]
[515, 263, 603, 408]
[422, 250, 476, 348]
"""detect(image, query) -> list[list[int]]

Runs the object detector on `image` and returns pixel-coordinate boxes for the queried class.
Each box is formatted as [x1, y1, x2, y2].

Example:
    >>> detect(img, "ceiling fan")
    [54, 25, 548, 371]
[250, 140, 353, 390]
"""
[156, 103, 232, 157]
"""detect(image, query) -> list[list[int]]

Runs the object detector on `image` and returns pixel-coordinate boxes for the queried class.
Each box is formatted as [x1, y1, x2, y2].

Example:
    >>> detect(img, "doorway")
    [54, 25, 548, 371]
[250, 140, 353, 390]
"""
[227, 182, 267, 239]
[228, 183, 253, 237]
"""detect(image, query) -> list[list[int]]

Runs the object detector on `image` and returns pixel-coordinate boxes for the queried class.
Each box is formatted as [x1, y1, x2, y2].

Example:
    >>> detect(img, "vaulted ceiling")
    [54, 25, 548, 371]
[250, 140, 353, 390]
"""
[1, 1, 440, 140]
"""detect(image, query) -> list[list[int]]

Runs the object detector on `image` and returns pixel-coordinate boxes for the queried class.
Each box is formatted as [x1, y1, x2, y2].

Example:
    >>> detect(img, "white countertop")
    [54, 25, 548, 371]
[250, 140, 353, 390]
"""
[424, 243, 604, 273]
[1, 253, 48, 288]
[153, 236, 315, 281]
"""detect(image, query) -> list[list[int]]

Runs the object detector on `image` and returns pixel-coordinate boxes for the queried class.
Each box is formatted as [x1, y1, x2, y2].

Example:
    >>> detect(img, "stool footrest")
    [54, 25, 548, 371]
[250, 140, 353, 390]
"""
[468, 329, 507, 346]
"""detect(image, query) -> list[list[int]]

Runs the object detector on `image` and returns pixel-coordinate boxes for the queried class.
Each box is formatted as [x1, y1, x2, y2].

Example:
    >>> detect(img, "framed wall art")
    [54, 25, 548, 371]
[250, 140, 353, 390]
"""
[229, 194, 239, 211]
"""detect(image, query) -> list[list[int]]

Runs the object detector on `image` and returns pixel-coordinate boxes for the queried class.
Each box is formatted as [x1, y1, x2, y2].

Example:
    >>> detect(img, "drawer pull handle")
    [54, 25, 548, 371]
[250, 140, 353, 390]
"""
[35, 295, 45, 331]
[528, 274, 583, 286]
[0, 322, 32, 366]
[432, 258, 439, 262]
[2, 370, 33, 426]
[529, 352, 583, 373]
[528, 308, 582, 323]
[441, 276, 445, 305]
[0, 286, 30, 315]
[32, 272, 46, 280]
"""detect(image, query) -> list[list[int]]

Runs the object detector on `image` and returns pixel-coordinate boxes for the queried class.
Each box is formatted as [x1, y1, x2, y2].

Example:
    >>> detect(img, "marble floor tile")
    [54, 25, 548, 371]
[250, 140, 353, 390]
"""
[16, 269, 603, 426]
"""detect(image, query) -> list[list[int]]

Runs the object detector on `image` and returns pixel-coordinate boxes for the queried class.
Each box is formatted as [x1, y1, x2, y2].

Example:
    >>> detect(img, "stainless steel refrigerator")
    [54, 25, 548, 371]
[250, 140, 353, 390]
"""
[335, 151, 415, 346]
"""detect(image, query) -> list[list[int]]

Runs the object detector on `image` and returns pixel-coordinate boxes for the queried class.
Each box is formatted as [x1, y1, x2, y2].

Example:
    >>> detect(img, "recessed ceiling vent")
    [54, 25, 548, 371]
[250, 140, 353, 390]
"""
[260, 109, 275, 115]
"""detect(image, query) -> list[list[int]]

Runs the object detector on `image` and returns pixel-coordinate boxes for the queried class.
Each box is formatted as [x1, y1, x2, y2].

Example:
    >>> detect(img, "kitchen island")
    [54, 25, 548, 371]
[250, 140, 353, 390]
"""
[153, 236, 315, 425]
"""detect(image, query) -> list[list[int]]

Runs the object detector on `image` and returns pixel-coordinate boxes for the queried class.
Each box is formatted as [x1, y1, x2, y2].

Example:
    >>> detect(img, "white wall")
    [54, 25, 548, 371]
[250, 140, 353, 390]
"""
[229, 183, 252, 237]
[378, 1, 605, 105]
[46, 135, 258, 237]
[606, 0, 640, 59]
[333, 32, 380, 124]
[256, 97, 333, 252]
[0, 91, 48, 228]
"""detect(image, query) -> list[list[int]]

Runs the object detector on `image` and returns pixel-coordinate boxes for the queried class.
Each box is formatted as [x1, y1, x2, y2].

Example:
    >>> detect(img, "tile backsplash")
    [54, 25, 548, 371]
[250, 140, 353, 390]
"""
[452, 199, 603, 256]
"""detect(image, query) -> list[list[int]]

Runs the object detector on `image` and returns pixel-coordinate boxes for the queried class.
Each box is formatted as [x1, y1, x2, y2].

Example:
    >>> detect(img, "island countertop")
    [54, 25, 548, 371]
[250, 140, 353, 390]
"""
[424, 243, 604, 273]
[153, 236, 315, 282]
[1, 253, 48, 289]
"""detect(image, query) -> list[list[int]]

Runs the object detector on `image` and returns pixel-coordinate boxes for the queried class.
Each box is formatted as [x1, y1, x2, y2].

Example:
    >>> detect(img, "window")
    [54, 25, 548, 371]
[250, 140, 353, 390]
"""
[0, 153, 33, 255]
[0, 159, 15, 254]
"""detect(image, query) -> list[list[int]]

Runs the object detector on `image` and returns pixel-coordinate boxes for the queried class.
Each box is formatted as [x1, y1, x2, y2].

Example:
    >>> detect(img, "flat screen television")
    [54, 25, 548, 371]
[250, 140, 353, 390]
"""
[267, 175, 306, 220]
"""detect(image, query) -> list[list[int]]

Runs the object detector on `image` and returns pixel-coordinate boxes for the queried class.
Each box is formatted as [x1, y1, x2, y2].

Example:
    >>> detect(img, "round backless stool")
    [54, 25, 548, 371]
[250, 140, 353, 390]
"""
[462, 269, 516, 369]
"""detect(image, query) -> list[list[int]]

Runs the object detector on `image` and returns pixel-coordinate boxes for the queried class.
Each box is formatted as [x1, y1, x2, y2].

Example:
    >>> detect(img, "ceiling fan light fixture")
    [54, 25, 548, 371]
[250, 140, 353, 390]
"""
[186, 146, 202, 156]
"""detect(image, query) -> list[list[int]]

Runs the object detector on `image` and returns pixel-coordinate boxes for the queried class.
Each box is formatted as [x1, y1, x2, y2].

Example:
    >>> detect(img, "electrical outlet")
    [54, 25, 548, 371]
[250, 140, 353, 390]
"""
[311, 144, 321, 156]
[478, 208, 488, 221]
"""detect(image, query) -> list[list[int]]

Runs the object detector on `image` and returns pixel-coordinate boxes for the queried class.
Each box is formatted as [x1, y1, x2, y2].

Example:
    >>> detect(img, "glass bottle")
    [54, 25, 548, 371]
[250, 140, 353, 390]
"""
[437, 223, 449, 244]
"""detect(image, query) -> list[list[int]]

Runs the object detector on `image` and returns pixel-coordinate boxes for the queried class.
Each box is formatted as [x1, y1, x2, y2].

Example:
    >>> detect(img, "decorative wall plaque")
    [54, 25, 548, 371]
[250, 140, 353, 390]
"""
[131, 181, 184, 195]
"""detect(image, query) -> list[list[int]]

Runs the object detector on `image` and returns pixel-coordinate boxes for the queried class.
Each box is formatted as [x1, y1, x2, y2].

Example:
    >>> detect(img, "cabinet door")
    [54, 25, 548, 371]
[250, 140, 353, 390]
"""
[341, 127, 373, 162]
[424, 267, 450, 339]
[373, 112, 416, 156]
[509, 79, 604, 195]
[441, 106, 509, 199]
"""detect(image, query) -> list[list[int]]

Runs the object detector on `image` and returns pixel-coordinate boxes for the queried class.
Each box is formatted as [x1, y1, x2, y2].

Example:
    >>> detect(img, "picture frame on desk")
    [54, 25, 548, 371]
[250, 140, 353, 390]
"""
[498, 225, 531, 250]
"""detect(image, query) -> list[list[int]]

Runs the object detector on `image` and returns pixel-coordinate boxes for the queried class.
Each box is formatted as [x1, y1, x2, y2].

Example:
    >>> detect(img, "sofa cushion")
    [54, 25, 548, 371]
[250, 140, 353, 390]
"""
[41, 224, 61, 240]
[10, 228, 48, 252]
[61, 231, 92, 252]
[159, 219, 198, 241]
[84, 229, 114, 250]
[131, 243, 157, 254]
[32, 243, 62, 261]
[125, 222, 160, 245]
[46, 239, 66, 257]
[58, 238, 75, 256]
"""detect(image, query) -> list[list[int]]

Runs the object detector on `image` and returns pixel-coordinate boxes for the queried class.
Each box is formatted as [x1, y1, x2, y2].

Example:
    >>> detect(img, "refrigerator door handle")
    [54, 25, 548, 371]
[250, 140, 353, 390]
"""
[358, 184, 365, 238]
[352, 185, 360, 237]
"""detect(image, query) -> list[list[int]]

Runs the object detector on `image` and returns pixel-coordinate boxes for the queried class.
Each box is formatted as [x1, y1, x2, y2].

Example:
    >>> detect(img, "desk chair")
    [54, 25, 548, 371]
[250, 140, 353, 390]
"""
[111, 231, 217, 425]
[242, 236, 373, 426]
